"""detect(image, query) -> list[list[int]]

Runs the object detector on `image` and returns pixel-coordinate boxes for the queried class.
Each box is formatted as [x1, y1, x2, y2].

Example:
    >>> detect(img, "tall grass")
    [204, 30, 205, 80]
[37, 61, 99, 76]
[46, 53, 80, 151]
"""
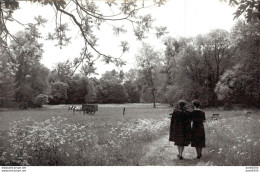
[0, 104, 170, 166]
[204, 113, 260, 166]
[0, 105, 259, 166]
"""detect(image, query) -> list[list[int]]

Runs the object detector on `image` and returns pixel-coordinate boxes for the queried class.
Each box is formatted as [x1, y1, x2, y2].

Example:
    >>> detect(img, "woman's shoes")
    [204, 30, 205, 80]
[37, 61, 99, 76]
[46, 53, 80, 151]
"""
[177, 155, 184, 160]
[196, 154, 202, 159]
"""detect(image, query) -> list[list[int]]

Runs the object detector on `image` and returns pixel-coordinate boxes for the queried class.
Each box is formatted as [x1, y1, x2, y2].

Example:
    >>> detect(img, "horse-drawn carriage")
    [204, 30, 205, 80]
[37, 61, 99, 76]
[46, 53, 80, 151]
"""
[68, 104, 98, 115]
[82, 104, 98, 115]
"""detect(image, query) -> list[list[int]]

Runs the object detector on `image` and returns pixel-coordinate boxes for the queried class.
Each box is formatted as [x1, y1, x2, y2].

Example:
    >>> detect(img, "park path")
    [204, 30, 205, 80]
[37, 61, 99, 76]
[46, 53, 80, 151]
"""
[138, 134, 213, 166]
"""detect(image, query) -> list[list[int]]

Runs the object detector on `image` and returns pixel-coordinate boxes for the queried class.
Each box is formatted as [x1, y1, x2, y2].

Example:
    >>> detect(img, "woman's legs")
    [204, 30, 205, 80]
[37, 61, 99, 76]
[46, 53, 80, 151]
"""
[177, 146, 181, 155]
[199, 148, 203, 156]
[180, 146, 184, 157]
[177, 146, 184, 159]
[195, 147, 200, 156]
[195, 147, 203, 158]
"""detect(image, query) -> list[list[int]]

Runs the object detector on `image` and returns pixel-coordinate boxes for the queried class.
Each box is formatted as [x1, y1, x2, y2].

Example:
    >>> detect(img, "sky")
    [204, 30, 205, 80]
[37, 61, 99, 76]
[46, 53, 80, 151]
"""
[7, 0, 238, 77]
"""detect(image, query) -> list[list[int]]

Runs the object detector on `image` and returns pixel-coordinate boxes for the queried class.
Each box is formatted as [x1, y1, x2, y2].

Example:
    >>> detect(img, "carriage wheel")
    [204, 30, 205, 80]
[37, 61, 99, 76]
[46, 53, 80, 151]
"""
[88, 111, 95, 115]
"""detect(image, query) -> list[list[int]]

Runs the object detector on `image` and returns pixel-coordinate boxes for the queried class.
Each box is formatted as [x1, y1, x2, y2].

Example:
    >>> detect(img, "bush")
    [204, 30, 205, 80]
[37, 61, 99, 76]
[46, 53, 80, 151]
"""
[0, 99, 17, 108]
[18, 102, 28, 110]
[223, 102, 233, 111]
[35, 94, 49, 107]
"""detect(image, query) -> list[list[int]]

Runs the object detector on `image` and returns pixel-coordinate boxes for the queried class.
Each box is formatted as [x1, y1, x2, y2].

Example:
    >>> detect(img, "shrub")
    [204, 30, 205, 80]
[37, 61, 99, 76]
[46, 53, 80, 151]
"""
[223, 102, 233, 111]
[18, 102, 28, 110]
[35, 94, 49, 107]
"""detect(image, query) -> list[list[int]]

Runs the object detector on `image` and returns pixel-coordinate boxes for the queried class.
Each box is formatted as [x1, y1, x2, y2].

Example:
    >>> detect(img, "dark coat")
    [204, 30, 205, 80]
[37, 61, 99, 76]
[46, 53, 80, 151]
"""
[190, 110, 206, 148]
[169, 107, 191, 146]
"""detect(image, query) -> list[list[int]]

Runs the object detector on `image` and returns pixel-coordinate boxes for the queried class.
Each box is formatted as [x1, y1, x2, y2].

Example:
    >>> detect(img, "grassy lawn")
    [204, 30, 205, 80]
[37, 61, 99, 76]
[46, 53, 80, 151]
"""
[0, 104, 259, 166]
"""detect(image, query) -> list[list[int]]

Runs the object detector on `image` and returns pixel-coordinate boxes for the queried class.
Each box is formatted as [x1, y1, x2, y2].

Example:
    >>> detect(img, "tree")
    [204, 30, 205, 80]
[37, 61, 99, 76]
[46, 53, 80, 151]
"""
[49, 61, 73, 84]
[181, 30, 233, 106]
[163, 29, 234, 107]
[123, 69, 140, 103]
[95, 79, 128, 103]
[136, 43, 160, 108]
[0, 53, 15, 107]
[49, 82, 69, 104]
[2, 25, 51, 106]
[1, 0, 167, 75]
[101, 69, 124, 84]
[160, 37, 188, 103]
[91, 70, 128, 103]
[66, 75, 96, 104]
[215, 20, 260, 107]
[162, 37, 187, 85]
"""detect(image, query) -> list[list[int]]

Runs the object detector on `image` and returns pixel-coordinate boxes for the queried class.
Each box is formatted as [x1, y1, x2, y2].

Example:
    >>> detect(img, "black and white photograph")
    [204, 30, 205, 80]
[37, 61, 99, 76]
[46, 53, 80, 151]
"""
[0, 0, 260, 169]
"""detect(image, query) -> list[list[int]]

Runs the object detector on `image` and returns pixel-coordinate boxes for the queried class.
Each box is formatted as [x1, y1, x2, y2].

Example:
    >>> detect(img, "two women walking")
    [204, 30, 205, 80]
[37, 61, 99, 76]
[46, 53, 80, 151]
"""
[169, 99, 206, 160]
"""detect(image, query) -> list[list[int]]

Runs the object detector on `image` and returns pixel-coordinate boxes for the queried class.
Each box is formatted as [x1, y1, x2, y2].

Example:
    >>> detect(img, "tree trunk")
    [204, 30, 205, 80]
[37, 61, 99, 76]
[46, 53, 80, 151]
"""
[152, 89, 156, 108]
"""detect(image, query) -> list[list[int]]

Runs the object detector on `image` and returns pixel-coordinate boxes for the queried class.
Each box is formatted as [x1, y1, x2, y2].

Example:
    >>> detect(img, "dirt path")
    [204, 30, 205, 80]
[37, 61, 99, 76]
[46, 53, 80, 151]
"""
[138, 134, 212, 166]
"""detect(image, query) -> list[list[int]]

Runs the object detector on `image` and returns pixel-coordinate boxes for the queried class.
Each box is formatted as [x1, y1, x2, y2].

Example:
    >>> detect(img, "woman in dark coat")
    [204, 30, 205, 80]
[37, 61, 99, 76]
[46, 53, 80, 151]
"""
[169, 100, 191, 160]
[190, 99, 206, 159]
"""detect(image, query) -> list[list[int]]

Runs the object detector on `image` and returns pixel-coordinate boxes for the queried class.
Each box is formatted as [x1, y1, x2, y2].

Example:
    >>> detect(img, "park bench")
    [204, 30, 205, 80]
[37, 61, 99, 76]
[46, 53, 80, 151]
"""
[244, 111, 251, 117]
[208, 113, 219, 121]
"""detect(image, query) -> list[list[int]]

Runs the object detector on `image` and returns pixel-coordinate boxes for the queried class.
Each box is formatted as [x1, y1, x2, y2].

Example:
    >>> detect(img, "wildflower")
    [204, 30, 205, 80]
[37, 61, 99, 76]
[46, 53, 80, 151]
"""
[21, 160, 30, 166]
[246, 139, 252, 142]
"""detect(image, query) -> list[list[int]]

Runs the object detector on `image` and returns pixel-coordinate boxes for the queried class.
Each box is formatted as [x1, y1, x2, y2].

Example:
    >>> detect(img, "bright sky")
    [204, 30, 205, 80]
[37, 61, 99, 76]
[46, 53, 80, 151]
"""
[7, 0, 237, 76]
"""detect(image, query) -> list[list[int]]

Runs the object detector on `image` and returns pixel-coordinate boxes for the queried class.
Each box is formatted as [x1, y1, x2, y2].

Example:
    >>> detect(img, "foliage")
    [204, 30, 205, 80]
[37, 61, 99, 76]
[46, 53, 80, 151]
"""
[122, 69, 140, 103]
[1, 25, 51, 107]
[18, 102, 28, 110]
[0, 53, 15, 107]
[66, 75, 96, 104]
[159, 37, 188, 103]
[96, 78, 128, 104]
[35, 94, 49, 108]
[215, 20, 260, 107]
[49, 82, 69, 104]
[162, 29, 234, 107]
[123, 80, 140, 103]
[49, 61, 73, 84]
[136, 43, 161, 107]
[227, 0, 260, 22]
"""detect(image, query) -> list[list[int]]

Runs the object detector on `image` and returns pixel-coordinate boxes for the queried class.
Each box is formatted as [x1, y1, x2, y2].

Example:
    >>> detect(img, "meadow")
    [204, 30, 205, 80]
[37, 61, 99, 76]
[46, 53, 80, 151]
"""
[0, 104, 259, 166]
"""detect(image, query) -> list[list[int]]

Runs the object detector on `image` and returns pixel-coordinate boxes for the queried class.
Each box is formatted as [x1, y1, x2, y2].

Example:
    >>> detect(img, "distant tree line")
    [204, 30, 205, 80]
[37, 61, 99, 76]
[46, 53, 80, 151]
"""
[0, 19, 259, 108]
